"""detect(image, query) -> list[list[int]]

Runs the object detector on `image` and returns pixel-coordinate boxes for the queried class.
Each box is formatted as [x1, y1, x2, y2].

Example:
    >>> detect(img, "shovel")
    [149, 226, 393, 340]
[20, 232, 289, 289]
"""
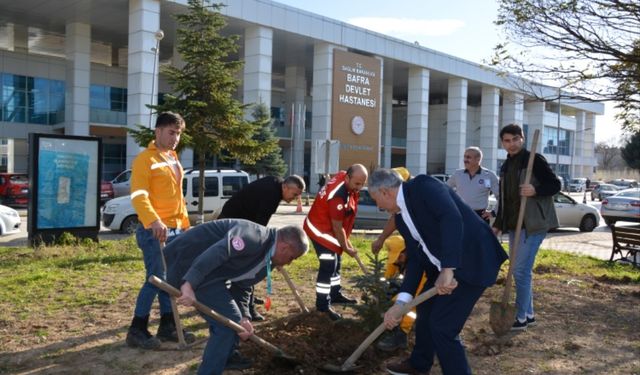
[158, 241, 187, 349]
[320, 287, 438, 373]
[353, 252, 369, 275]
[277, 266, 309, 313]
[489, 129, 540, 337]
[149, 275, 299, 365]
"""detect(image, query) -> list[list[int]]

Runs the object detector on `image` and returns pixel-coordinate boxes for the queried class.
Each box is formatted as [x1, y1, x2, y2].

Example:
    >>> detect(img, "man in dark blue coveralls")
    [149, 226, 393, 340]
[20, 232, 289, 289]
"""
[163, 219, 309, 375]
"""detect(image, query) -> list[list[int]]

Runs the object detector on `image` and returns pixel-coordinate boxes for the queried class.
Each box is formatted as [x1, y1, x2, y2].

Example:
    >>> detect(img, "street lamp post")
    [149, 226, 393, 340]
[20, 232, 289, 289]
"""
[148, 29, 164, 128]
[556, 87, 561, 179]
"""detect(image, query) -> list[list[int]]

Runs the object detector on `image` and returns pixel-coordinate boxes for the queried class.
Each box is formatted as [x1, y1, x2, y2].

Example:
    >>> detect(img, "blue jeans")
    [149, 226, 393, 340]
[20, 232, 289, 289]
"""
[509, 229, 546, 321]
[133, 226, 182, 318]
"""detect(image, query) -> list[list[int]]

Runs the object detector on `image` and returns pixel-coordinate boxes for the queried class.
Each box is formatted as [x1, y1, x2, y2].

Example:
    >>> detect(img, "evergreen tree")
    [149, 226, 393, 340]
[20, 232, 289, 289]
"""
[242, 103, 287, 178]
[129, 0, 271, 221]
[621, 131, 640, 171]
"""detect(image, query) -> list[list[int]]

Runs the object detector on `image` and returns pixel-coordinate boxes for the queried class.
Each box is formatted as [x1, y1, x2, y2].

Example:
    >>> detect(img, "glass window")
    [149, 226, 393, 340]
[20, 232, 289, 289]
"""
[222, 176, 248, 196]
[191, 176, 219, 197]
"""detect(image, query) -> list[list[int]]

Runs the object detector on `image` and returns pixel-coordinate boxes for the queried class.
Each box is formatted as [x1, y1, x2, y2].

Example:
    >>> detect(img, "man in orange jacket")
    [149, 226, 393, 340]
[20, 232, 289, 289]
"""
[126, 112, 193, 349]
[303, 164, 368, 320]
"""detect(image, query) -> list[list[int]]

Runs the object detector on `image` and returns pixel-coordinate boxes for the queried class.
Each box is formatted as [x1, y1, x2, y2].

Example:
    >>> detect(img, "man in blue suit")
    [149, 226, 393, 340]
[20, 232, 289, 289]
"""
[368, 169, 508, 375]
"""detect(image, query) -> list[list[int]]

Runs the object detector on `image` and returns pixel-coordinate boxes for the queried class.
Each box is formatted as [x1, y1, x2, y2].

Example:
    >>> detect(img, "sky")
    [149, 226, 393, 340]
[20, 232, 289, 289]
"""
[274, 0, 622, 144]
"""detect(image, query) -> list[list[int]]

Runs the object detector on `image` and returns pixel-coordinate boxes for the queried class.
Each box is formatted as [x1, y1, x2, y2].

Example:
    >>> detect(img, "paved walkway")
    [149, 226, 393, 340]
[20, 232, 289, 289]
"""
[2, 203, 631, 264]
[271, 204, 623, 261]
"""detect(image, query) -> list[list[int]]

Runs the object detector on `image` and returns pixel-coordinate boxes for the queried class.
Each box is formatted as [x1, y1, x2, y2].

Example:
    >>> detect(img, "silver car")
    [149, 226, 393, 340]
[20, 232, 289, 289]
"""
[553, 192, 600, 232]
[355, 188, 599, 233]
[591, 184, 620, 201]
[600, 188, 640, 226]
[353, 188, 390, 229]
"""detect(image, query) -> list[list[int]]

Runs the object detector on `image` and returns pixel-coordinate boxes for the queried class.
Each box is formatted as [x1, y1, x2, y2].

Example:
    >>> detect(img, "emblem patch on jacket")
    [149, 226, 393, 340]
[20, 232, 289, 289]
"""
[231, 236, 245, 251]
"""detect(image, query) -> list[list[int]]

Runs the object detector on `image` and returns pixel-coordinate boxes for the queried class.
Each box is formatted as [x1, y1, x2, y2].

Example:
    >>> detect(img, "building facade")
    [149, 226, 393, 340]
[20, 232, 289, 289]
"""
[0, 0, 604, 190]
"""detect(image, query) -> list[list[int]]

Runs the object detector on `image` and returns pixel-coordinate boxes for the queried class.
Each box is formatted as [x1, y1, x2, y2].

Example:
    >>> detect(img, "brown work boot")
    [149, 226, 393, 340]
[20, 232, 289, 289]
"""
[386, 358, 429, 375]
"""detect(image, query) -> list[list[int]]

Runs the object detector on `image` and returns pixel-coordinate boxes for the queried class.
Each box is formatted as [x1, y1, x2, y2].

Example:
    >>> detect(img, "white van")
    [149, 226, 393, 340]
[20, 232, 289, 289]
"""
[102, 169, 250, 233]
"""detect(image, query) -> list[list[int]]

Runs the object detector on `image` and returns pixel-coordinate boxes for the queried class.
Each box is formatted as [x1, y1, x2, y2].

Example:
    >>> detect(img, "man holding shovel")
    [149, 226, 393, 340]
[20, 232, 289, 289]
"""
[126, 112, 194, 349]
[492, 124, 560, 331]
[164, 220, 309, 375]
[368, 169, 507, 375]
[303, 164, 368, 320]
[218, 174, 306, 322]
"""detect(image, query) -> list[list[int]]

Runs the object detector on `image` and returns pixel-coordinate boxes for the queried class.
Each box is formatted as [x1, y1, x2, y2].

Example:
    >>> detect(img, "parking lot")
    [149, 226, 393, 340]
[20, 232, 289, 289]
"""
[1, 191, 636, 262]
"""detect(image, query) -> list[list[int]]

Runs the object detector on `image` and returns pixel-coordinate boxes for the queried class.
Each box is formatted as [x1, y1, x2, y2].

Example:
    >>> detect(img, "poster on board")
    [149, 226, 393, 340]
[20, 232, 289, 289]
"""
[28, 134, 101, 246]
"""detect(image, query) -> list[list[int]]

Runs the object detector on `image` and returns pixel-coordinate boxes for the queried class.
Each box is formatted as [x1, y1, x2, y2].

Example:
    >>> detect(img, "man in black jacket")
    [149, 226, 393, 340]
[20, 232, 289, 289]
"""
[218, 175, 305, 320]
[492, 124, 561, 331]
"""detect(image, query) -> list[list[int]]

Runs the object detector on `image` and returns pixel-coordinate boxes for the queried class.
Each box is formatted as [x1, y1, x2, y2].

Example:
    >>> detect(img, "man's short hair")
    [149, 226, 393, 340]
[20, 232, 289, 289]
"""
[156, 112, 185, 129]
[277, 225, 309, 256]
[369, 168, 403, 193]
[283, 175, 306, 191]
[499, 124, 524, 139]
[465, 146, 483, 161]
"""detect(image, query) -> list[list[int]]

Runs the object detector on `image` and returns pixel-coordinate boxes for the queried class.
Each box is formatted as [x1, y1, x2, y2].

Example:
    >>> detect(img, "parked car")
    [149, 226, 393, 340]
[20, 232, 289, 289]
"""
[0, 204, 20, 235]
[353, 188, 390, 229]
[586, 180, 605, 192]
[100, 181, 114, 204]
[110, 169, 132, 198]
[354, 189, 598, 232]
[591, 183, 620, 201]
[430, 174, 451, 183]
[552, 192, 600, 232]
[568, 178, 587, 192]
[600, 188, 640, 226]
[608, 178, 638, 189]
[102, 169, 250, 233]
[0, 173, 29, 207]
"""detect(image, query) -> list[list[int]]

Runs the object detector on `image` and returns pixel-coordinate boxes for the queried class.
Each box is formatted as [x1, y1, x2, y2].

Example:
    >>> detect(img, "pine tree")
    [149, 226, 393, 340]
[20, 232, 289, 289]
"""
[242, 103, 287, 178]
[350, 252, 397, 331]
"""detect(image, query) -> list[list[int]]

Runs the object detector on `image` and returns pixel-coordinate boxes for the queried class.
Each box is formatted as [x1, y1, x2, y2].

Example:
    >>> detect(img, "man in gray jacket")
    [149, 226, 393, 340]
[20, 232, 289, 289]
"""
[492, 124, 561, 331]
[163, 219, 309, 375]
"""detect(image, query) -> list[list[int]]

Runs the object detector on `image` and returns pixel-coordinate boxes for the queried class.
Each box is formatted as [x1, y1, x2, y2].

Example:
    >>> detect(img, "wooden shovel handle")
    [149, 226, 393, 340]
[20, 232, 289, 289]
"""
[353, 252, 369, 274]
[341, 287, 438, 370]
[158, 242, 186, 347]
[500, 129, 540, 307]
[149, 276, 286, 356]
[277, 266, 309, 313]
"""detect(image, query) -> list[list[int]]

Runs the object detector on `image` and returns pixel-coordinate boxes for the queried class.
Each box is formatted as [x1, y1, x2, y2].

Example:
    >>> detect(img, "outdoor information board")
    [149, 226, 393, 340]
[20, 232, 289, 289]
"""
[28, 133, 102, 246]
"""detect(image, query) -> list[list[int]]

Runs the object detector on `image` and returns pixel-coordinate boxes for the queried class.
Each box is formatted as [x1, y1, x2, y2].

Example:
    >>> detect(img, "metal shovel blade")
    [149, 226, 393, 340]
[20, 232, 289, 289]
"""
[318, 363, 363, 373]
[489, 300, 516, 337]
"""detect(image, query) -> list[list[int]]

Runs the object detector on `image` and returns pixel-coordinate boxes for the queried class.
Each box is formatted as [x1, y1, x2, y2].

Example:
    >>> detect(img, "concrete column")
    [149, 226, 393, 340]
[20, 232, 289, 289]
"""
[406, 67, 430, 176]
[502, 91, 524, 127]
[126, 0, 160, 167]
[445, 78, 467, 173]
[310, 43, 337, 189]
[573, 111, 586, 177]
[480, 86, 500, 171]
[243, 26, 273, 110]
[526, 101, 546, 154]
[584, 113, 596, 172]
[285, 65, 306, 176]
[382, 80, 393, 168]
[64, 22, 91, 136]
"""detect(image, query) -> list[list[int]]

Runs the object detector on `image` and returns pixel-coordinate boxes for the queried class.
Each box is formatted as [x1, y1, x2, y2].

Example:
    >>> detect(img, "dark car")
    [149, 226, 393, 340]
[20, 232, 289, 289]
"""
[101, 181, 114, 204]
[0, 173, 29, 207]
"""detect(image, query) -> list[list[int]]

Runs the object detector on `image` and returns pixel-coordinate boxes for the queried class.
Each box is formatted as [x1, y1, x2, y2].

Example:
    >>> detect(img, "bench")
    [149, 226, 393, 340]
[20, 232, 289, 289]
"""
[610, 226, 640, 267]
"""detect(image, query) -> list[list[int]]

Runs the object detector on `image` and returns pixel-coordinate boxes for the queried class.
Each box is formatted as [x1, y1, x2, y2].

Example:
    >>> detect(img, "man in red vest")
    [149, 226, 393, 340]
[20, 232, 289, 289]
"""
[303, 164, 368, 320]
